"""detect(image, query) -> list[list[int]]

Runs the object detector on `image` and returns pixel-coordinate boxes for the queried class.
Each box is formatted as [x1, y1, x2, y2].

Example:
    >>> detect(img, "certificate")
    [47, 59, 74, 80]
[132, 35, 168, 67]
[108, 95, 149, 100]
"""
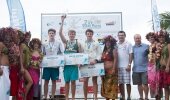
[79, 63, 105, 77]
[64, 53, 89, 65]
[42, 55, 65, 68]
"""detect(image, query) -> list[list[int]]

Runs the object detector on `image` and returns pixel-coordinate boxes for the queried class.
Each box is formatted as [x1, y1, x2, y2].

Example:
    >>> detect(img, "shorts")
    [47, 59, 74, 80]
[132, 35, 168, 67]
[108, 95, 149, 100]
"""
[9, 64, 20, 96]
[64, 65, 78, 82]
[132, 72, 148, 85]
[42, 68, 59, 80]
[118, 67, 131, 84]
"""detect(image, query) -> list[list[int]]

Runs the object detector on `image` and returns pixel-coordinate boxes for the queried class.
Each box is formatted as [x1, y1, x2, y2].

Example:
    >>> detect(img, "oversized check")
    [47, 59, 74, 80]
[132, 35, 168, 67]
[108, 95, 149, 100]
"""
[42, 55, 65, 67]
[64, 53, 89, 65]
[79, 63, 105, 77]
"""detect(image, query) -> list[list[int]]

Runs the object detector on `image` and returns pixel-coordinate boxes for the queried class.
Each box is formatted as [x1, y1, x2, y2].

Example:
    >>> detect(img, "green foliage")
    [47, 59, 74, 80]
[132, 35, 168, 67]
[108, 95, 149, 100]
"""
[159, 12, 170, 30]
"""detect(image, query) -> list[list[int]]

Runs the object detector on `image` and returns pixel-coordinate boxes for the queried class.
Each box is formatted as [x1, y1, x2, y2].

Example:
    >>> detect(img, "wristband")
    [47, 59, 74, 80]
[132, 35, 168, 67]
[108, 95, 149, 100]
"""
[95, 59, 99, 63]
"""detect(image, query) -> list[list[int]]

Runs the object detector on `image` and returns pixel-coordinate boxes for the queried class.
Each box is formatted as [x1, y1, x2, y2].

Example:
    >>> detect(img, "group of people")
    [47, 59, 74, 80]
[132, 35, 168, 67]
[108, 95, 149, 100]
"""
[0, 27, 43, 100]
[146, 31, 170, 100]
[117, 31, 170, 100]
[0, 15, 170, 100]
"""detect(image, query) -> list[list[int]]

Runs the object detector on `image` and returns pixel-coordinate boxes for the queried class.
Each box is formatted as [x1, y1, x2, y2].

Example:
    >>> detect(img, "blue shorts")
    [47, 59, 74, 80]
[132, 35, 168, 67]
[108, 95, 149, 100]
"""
[42, 68, 59, 80]
[63, 65, 78, 82]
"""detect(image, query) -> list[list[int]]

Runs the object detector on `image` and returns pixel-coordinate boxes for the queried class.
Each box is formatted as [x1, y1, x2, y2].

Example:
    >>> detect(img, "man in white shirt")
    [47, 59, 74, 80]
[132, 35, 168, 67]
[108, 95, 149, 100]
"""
[42, 28, 64, 99]
[117, 31, 133, 100]
[82, 29, 102, 100]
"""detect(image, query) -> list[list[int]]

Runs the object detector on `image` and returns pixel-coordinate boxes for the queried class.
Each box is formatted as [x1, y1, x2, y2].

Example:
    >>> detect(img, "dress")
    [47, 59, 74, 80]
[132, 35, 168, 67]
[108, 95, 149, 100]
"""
[160, 44, 170, 87]
[101, 51, 118, 99]
[147, 44, 161, 98]
[28, 52, 43, 99]
[8, 44, 25, 100]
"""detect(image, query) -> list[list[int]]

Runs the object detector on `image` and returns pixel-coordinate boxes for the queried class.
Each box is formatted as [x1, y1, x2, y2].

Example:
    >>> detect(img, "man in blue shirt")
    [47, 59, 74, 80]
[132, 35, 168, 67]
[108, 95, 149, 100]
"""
[132, 34, 149, 100]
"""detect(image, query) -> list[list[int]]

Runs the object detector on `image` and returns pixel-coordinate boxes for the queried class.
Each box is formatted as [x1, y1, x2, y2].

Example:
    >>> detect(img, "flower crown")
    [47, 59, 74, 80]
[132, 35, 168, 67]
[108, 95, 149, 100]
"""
[146, 32, 156, 40]
[103, 35, 117, 45]
[157, 30, 168, 37]
[29, 38, 41, 49]
[0, 27, 21, 44]
[25, 31, 31, 37]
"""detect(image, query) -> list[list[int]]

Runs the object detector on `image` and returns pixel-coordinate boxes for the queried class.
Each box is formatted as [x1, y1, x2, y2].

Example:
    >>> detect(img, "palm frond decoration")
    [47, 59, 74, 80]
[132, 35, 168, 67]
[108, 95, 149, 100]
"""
[159, 12, 170, 30]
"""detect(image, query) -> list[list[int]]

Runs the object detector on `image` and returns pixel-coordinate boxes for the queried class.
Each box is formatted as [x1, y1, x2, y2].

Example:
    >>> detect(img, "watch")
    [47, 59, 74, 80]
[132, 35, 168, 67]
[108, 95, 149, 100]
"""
[95, 59, 99, 63]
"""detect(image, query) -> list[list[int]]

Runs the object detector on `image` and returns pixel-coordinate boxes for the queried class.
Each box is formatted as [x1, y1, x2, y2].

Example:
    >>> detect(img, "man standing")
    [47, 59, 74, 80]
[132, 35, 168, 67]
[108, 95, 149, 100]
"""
[133, 34, 149, 100]
[59, 15, 83, 100]
[42, 28, 64, 99]
[82, 29, 102, 100]
[117, 31, 132, 100]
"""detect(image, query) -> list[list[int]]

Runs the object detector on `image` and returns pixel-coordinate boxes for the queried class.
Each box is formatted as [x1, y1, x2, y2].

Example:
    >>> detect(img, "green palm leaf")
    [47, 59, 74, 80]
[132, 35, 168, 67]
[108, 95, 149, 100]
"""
[159, 12, 170, 30]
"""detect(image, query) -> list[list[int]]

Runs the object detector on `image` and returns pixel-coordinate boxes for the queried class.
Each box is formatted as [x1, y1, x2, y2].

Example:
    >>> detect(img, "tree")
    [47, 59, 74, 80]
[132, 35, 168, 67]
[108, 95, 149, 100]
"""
[159, 12, 170, 31]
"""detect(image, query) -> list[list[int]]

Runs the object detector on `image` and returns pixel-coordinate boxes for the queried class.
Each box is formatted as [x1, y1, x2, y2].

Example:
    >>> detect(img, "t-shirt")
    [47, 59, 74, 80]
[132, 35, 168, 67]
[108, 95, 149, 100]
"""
[82, 40, 102, 61]
[42, 41, 64, 56]
[133, 43, 149, 72]
[117, 41, 132, 68]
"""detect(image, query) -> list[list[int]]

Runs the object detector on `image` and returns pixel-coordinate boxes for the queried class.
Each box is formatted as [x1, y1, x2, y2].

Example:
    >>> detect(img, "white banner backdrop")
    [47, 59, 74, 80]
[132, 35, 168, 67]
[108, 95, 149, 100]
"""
[41, 12, 122, 98]
[41, 12, 122, 43]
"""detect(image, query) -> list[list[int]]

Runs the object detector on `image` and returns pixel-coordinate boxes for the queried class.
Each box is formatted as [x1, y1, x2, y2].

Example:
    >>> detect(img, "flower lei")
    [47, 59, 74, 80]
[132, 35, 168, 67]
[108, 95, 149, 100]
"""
[155, 43, 164, 59]
[148, 43, 156, 63]
[30, 49, 43, 67]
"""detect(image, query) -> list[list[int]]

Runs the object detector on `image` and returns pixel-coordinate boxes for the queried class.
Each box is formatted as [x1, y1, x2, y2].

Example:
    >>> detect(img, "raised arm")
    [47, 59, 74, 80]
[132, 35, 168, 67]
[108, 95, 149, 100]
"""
[59, 15, 67, 44]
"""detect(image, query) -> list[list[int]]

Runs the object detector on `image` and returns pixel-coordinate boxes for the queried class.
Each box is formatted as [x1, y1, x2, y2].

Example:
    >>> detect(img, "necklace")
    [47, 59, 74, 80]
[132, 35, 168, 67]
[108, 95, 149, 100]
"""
[68, 40, 76, 51]
[49, 42, 54, 52]
[85, 40, 94, 51]
[87, 42, 91, 49]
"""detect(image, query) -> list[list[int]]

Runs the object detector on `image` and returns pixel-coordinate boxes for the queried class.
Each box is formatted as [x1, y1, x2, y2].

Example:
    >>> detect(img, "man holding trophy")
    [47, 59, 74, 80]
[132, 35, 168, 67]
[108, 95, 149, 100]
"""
[59, 15, 83, 100]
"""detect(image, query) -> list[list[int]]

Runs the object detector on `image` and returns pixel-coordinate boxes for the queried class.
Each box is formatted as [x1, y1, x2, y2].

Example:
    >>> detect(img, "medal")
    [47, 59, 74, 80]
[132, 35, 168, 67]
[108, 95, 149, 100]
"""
[85, 41, 94, 53]
[87, 43, 91, 49]
[68, 41, 75, 51]
[50, 47, 52, 52]
[69, 48, 73, 51]
[49, 42, 54, 52]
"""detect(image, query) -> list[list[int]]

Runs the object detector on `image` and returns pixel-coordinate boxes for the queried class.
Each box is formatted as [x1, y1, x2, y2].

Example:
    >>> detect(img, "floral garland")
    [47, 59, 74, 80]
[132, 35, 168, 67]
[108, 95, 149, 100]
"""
[30, 49, 43, 67]
[29, 38, 41, 49]
[148, 43, 156, 63]
[0, 27, 23, 64]
[103, 35, 117, 46]
[29, 38, 43, 67]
